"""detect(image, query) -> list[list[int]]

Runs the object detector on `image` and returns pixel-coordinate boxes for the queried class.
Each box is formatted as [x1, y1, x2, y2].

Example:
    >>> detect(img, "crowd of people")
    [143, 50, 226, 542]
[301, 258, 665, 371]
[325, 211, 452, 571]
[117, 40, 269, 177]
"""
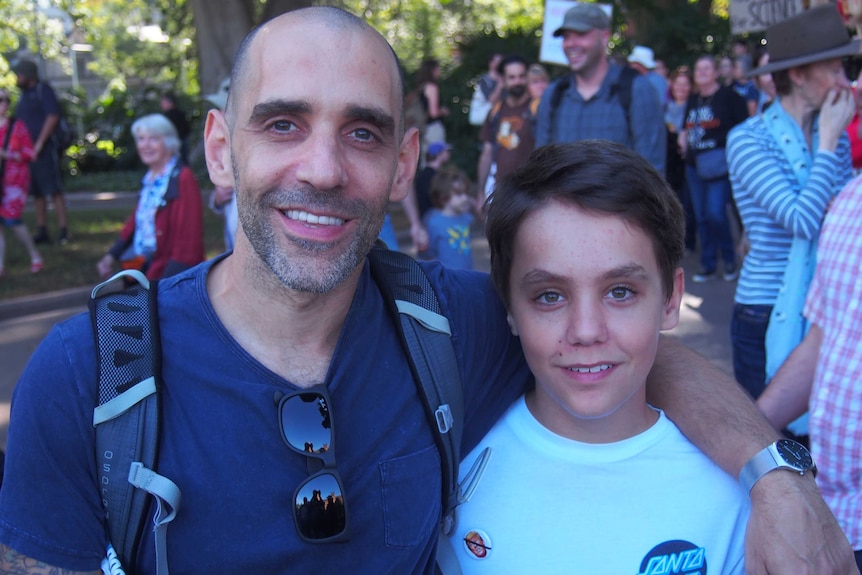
[387, 2, 862, 570]
[3, 2, 862, 574]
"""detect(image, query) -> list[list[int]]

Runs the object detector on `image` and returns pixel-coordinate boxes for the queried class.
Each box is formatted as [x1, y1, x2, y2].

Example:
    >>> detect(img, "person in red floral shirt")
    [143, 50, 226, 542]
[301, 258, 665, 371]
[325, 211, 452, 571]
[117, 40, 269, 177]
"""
[0, 88, 43, 277]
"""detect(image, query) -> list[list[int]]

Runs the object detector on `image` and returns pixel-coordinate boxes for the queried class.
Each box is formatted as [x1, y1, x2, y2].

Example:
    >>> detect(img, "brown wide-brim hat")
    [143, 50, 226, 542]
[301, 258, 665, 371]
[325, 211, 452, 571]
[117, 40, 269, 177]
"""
[750, 4, 861, 76]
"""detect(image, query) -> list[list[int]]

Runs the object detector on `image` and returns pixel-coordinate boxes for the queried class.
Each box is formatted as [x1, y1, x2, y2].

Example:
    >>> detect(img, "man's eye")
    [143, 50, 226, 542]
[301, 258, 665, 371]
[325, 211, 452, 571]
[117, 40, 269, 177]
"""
[351, 128, 377, 142]
[271, 120, 296, 133]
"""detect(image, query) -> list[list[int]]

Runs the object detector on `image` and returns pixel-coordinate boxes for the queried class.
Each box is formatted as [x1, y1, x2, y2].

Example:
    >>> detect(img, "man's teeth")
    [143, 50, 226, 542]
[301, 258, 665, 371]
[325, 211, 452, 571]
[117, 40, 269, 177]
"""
[285, 210, 344, 226]
[570, 365, 612, 374]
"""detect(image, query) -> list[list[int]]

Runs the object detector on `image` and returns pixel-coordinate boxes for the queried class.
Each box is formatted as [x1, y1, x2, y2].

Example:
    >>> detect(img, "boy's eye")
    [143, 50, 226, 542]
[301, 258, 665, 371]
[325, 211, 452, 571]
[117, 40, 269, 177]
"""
[608, 286, 633, 300]
[537, 291, 562, 304]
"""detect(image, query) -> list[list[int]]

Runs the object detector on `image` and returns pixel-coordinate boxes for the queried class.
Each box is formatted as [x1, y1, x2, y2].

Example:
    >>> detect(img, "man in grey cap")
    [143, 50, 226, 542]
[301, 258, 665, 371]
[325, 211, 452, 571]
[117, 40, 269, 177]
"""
[535, 3, 666, 172]
[13, 59, 70, 245]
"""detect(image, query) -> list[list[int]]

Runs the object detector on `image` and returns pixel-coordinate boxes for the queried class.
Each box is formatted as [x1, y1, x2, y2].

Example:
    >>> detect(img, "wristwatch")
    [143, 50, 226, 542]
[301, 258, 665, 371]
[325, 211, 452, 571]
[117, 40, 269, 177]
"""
[739, 439, 817, 493]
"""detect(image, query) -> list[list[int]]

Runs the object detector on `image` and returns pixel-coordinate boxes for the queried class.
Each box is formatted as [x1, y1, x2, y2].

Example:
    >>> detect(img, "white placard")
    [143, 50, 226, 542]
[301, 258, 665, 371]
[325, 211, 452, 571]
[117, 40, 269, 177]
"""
[539, 1, 614, 67]
[729, 0, 804, 34]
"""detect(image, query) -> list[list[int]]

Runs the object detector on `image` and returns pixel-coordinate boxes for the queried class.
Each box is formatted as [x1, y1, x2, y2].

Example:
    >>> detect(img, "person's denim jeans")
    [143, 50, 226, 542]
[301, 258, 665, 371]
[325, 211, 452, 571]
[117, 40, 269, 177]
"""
[686, 164, 736, 273]
[731, 303, 772, 399]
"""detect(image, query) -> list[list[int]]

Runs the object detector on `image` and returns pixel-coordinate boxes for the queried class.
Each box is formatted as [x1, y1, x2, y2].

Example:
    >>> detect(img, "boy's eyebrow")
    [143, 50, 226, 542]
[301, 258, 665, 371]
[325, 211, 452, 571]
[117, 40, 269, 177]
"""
[518, 264, 650, 287]
[601, 264, 649, 281]
[519, 269, 566, 286]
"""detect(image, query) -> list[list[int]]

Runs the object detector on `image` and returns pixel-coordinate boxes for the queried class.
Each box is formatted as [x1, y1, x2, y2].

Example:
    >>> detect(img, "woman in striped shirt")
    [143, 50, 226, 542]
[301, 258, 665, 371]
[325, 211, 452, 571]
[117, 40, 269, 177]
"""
[726, 4, 857, 404]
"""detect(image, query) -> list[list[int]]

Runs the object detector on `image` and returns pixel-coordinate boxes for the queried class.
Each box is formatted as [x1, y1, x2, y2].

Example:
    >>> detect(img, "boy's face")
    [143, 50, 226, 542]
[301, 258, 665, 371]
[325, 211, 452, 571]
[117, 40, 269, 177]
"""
[505, 200, 683, 443]
[446, 184, 472, 214]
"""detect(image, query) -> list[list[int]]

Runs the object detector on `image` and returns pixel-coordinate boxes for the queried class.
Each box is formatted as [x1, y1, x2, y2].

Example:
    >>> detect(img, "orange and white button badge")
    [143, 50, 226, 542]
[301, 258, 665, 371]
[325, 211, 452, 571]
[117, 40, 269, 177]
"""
[462, 529, 492, 559]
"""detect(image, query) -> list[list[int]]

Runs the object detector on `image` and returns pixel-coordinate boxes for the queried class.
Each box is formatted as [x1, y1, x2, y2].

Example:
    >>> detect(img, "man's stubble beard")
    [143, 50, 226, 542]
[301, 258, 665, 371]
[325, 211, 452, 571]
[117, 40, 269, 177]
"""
[233, 159, 387, 294]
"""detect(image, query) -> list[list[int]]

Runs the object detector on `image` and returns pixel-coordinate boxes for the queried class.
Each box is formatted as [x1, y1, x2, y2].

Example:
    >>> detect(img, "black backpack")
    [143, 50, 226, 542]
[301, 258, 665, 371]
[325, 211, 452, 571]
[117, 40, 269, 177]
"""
[90, 246, 467, 575]
[36, 82, 75, 151]
[548, 65, 639, 143]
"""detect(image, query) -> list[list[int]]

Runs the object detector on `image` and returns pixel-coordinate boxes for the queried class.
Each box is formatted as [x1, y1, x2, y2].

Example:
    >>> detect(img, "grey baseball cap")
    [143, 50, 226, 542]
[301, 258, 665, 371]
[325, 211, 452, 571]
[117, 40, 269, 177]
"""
[553, 3, 611, 36]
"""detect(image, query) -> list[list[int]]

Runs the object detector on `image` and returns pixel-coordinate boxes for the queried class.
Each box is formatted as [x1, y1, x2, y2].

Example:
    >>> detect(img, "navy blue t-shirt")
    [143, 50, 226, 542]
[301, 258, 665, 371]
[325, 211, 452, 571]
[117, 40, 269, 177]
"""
[14, 81, 60, 147]
[0, 256, 529, 573]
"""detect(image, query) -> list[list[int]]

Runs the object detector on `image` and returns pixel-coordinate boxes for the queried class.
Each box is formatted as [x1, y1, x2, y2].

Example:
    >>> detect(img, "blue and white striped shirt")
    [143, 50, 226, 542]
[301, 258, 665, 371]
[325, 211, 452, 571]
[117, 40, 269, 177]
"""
[727, 114, 852, 305]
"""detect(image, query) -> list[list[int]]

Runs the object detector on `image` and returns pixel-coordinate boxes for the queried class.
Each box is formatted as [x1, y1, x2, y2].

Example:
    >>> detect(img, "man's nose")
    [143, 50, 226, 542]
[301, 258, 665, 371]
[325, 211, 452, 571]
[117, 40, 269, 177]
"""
[294, 129, 348, 192]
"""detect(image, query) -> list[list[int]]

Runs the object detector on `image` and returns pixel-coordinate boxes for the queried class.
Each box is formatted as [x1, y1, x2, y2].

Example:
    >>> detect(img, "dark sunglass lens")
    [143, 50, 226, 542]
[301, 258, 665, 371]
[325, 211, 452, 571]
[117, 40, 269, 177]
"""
[281, 392, 332, 453]
[294, 472, 346, 539]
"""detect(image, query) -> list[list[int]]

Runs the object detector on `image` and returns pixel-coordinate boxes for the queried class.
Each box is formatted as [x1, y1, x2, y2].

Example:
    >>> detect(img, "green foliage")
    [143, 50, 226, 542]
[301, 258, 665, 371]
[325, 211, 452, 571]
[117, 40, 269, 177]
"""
[628, 1, 733, 70]
[4, 0, 736, 190]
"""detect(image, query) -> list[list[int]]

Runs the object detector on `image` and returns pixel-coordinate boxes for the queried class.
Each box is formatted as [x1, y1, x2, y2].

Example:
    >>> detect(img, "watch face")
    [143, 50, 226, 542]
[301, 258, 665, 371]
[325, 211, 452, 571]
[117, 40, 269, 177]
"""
[776, 438, 813, 470]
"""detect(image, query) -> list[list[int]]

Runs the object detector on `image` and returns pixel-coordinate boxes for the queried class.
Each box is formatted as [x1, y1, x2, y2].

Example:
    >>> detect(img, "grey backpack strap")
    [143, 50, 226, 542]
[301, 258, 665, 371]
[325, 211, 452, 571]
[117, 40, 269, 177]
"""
[90, 270, 180, 575]
[367, 246, 464, 535]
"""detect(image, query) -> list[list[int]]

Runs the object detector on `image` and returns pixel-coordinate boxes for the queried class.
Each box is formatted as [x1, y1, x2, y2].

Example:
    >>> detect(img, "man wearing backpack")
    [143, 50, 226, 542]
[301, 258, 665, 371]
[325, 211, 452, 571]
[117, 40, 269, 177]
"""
[0, 7, 857, 575]
[476, 55, 538, 204]
[12, 59, 70, 245]
[534, 3, 666, 172]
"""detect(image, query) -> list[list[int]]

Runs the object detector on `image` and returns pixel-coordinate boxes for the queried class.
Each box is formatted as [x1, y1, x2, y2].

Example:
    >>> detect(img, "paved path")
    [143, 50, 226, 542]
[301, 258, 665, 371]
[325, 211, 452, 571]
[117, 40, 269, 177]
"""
[0, 202, 738, 451]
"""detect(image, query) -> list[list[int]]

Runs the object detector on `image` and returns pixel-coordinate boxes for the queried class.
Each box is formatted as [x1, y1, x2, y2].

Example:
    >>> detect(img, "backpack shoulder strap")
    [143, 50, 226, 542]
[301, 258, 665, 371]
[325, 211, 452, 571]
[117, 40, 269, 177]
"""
[366, 246, 464, 535]
[613, 66, 639, 140]
[547, 76, 571, 134]
[90, 270, 180, 575]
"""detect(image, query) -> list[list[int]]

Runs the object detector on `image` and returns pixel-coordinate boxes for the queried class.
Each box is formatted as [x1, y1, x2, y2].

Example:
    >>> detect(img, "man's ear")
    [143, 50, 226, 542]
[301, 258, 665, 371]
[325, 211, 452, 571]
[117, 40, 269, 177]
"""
[389, 127, 420, 203]
[204, 109, 235, 189]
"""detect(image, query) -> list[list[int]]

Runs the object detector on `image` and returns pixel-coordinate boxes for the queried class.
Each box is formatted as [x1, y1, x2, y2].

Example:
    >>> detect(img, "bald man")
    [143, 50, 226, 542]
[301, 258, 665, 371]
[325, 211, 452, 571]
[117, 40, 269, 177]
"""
[0, 7, 855, 575]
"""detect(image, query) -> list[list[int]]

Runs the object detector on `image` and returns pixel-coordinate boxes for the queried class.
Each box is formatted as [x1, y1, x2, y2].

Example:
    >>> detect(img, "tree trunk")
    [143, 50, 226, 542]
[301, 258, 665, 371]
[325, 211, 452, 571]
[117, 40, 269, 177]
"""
[261, 0, 314, 22]
[192, 0, 315, 97]
[192, 0, 255, 96]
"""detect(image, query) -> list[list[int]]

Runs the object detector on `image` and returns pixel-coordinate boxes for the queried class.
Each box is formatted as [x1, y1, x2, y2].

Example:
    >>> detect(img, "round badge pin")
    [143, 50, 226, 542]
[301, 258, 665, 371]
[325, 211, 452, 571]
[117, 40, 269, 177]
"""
[463, 529, 492, 559]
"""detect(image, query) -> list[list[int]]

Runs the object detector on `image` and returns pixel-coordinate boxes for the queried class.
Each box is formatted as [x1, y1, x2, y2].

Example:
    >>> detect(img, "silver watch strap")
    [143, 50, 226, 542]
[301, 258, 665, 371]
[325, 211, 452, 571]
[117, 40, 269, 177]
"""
[739, 444, 780, 493]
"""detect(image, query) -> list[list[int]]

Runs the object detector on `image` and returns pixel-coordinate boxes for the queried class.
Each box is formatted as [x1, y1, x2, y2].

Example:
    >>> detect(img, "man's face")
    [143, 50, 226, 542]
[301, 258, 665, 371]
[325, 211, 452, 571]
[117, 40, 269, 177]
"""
[503, 62, 528, 99]
[561, 28, 609, 75]
[694, 58, 719, 89]
[205, 16, 418, 294]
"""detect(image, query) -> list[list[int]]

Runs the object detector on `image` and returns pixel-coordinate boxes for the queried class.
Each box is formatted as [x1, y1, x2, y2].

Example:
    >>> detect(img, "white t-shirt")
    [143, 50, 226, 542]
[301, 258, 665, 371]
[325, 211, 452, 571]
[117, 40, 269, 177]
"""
[447, 396, 749, 574]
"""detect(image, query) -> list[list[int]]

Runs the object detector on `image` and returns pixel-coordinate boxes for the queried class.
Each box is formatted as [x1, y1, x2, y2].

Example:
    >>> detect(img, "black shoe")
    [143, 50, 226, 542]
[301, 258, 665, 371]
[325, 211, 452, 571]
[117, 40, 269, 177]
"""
[692, 269, 718, 283]
[32, 229, 51, 245]
[58, 228, 70, 245]
[723, 264, 739, 282]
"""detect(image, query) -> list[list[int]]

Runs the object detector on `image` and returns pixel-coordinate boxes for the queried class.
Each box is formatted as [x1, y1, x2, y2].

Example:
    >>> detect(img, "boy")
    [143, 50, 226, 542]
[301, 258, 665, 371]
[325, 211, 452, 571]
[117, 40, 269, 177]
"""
[422, 166, 475, 269]
[448, 141, 749, 573]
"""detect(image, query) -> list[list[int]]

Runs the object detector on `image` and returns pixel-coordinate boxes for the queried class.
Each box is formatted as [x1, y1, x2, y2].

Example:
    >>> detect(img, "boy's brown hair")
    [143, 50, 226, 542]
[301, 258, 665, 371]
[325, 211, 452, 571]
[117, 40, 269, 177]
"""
[429, 166, 472, 209]
[485, 141, 685, 306]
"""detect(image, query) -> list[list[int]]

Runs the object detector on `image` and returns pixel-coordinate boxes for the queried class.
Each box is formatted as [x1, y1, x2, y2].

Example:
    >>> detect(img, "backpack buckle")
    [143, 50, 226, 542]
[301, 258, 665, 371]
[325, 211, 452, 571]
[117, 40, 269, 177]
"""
[435, 404, 453, 434]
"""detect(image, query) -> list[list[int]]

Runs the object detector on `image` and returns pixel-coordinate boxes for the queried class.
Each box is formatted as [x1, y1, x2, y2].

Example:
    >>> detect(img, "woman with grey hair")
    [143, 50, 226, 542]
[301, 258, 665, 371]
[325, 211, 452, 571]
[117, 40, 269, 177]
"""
[97, 113, 204, 280]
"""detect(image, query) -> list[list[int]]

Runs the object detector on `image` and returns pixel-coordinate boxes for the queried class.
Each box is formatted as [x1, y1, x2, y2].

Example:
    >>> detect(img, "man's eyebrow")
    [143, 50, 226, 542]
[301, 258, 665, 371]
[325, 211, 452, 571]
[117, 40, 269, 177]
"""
[248, 99, 311, 124]
[345, 104, 396, 135]
[245, 100, 396, 135]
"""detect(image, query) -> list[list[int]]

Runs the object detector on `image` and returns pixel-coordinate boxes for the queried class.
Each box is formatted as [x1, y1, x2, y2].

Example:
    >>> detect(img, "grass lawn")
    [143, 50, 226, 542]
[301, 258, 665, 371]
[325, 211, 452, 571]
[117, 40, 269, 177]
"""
[0, 204, 227, 301]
